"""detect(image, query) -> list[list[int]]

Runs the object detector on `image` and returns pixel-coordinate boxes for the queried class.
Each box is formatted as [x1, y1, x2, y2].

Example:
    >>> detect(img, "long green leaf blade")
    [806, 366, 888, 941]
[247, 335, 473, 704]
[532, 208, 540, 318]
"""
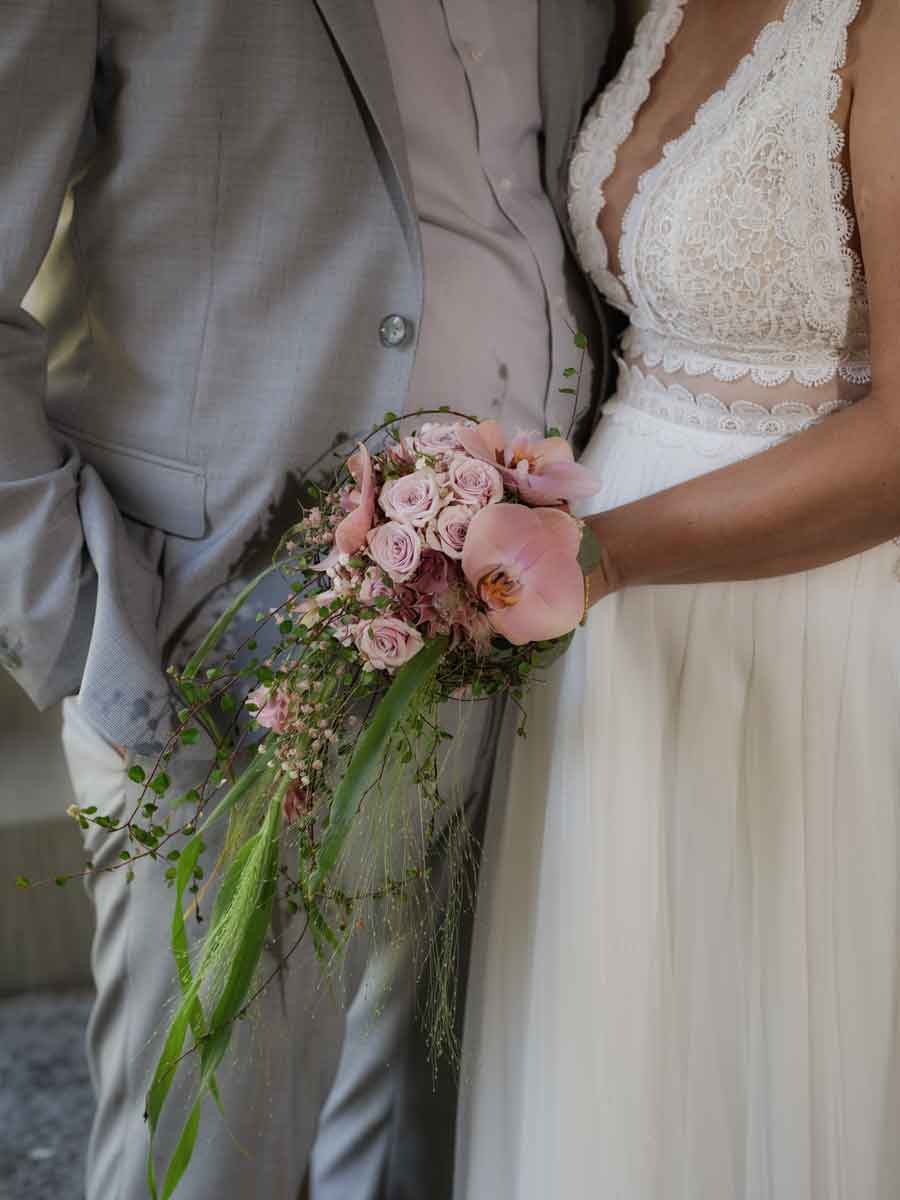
[307, 636, 448, 895]
[146, 835, 207, 1199]
[154, 785, 285, 1198]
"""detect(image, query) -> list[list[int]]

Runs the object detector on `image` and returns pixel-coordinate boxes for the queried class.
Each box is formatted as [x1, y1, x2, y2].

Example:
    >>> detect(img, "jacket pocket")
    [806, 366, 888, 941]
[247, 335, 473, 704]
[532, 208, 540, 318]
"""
[50, 422, 207, 539]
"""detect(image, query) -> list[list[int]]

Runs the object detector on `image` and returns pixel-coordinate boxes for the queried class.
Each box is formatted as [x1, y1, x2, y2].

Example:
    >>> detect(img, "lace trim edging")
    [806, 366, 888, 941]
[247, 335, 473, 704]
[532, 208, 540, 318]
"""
[566, 0, 685, 313]
[616, 358, 856, 438]
[624, 329, 872, 389]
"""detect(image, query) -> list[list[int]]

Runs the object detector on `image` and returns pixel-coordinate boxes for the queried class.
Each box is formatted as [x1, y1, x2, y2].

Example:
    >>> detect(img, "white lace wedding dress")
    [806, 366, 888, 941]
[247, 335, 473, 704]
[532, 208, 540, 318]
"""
[456, 1, 900, 1197]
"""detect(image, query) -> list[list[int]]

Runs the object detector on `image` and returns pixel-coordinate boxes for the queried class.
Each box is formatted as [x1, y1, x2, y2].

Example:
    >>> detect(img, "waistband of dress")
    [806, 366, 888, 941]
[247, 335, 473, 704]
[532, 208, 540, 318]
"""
[613, 358, 856, 440]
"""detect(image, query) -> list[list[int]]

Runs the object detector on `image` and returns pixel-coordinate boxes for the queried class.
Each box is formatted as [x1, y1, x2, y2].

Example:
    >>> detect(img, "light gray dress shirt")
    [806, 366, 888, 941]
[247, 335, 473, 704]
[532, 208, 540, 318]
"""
[374, 0, 594, 436]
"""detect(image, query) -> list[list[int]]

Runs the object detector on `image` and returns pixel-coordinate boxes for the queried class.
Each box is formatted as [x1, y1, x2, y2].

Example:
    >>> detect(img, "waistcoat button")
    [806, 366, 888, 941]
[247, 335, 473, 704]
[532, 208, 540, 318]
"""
[379, 314, 413, 348]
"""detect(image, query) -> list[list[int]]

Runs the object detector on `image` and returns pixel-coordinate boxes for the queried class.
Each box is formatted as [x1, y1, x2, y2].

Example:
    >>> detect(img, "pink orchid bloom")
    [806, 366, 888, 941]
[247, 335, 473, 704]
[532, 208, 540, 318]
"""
[315, 444, 375, 571]
[456, 420, 599, 507]
[461, 503, 586, 645]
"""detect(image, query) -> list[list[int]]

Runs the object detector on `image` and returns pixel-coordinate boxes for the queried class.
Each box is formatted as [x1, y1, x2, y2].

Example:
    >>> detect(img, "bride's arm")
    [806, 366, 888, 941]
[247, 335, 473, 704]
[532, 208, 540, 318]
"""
[586, 2, 900, 601]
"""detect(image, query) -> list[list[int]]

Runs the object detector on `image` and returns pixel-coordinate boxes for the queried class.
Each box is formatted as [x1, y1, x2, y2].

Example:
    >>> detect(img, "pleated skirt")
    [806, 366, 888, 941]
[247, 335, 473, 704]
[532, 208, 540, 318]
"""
[456, 395, 900, 1199]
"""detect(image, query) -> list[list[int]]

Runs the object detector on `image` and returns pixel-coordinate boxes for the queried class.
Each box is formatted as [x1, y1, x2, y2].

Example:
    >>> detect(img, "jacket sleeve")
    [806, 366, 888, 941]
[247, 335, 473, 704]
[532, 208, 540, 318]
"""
[0, 0, 100, 707]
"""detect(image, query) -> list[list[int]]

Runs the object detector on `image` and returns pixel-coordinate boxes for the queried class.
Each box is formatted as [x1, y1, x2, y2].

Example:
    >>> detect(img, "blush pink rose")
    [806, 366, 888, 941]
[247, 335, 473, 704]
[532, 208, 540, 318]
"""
[448, 454, 504, 508]
[367, 521, 423, 582]
[379, 468, 444, 527]
[358, 566, 393, 604]
[414, 422, 464, 456]
[248, 685, 294, 733]
[354, 617, 424, 673]
[425, 503, 475, 560]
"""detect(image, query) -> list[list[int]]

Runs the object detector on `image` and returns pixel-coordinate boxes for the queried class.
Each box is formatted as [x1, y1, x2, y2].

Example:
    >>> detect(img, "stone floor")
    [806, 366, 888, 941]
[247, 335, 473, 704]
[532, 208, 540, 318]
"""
[0, 992, 93, 1200]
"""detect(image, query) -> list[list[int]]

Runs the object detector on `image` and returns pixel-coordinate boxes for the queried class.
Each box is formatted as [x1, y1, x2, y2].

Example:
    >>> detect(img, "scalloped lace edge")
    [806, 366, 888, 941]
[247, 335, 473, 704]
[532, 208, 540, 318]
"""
[601, 402, 774, 460]
[567, 0, 685, 313]
[624, 328, 872, 390]
[615, 358, 856, 438]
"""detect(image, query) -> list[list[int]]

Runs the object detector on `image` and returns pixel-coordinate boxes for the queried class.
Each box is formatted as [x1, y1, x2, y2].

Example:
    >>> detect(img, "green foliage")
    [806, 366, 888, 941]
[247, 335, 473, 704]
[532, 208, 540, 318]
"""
[308, 640, 447, 883]
[147, 786, 284, 1198]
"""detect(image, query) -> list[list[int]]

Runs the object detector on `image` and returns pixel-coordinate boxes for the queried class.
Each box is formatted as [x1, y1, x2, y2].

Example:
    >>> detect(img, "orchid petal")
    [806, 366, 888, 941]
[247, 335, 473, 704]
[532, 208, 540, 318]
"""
[462, 504, 585, 645]
[514, 461, 601, 506]
[334, 443, 375, 556]
[456, 420, 505, 466]
[488, 549, 585, 644]
[462, 504, 537, 583]
[534, 436, 576, 465]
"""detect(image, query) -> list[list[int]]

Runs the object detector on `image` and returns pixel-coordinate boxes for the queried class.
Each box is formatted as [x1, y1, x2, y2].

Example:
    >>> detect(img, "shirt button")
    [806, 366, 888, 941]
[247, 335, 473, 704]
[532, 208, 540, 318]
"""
[467, 44, 485, 63]
[379, 314, 413, 348]
[498, 176, 513, 193]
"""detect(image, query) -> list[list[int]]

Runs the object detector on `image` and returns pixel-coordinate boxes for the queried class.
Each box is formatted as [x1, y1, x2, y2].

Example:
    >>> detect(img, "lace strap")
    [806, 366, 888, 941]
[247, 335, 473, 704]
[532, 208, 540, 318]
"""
[567, 0, 685, 313]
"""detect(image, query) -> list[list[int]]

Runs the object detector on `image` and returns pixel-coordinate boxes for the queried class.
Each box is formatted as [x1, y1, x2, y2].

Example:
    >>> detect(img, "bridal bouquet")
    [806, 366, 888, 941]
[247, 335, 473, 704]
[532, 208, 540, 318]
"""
[23, 404, 600, 1198]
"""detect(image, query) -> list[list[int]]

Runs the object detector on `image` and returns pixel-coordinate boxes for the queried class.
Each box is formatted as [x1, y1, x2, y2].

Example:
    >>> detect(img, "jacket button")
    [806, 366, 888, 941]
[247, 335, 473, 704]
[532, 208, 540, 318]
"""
[379, 314, 413, 348]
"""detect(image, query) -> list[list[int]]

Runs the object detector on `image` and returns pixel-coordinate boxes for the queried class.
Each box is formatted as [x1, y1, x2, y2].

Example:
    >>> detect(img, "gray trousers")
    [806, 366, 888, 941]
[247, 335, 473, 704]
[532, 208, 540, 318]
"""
[61, 694, 496, 1200]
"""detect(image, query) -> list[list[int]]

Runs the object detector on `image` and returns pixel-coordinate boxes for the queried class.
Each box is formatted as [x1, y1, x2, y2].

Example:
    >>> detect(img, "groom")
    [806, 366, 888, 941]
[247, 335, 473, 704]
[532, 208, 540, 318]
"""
[0, 1, 614, 1196]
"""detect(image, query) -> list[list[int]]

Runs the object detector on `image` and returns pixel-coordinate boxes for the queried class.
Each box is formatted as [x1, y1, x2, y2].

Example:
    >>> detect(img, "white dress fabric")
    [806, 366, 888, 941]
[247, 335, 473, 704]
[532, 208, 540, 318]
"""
[456, 2, 900, 1197]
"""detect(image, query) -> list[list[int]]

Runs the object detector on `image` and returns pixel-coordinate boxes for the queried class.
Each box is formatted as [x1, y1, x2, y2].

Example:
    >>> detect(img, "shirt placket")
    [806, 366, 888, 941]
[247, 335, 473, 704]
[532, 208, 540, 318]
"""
[442, 0, 589, 432]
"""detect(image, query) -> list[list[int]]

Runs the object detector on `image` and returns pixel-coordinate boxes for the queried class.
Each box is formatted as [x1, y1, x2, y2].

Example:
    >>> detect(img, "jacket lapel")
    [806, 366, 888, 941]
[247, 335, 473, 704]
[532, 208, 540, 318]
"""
[539, 0, 616, 223]
[313, 0, 420, 262]
[539, 0, 584, 222]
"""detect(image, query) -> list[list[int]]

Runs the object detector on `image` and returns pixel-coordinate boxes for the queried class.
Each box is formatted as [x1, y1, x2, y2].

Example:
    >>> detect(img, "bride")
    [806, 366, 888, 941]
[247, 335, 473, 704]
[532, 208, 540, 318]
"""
[456, 1, 900, 1196]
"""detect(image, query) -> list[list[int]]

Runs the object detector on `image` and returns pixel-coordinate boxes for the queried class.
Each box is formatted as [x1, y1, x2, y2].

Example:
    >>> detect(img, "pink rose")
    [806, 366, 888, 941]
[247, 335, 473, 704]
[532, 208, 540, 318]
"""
[248, 685, 293, 733]
[414, 422, 464, 456]
[379, 468, 444, 527]
[358, 566, 393, 604]
[425, 504, 475, 560]
[448, 454, 504, 508]
[367, 520, 423, 582]
[354, 617, 424, 673]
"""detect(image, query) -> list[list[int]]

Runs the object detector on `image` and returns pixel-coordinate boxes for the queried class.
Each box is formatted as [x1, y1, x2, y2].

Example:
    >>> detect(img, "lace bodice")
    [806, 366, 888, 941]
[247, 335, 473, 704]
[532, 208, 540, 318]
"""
[569, 0, 870, 414]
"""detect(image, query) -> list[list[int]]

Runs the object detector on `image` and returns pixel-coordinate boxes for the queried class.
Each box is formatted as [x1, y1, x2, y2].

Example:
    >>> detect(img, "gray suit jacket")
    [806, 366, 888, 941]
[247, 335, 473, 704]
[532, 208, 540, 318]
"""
[0, 0, 615, 748]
